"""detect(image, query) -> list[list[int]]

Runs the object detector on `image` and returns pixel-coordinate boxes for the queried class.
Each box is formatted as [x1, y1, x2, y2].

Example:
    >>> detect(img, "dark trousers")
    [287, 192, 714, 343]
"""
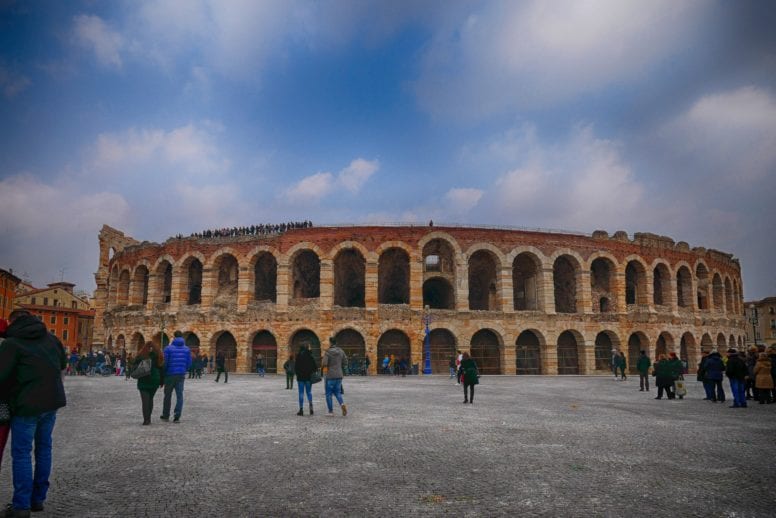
[286, 373, 294, 389]
[657, 384, 674, 399]
[639, 373, 649, 390]
[463, 383, 475, 402]
[139, 388, 157, 423]
[0, 423, 9, 473]
[709, 380, 725, 401]
[162, 375, 185, 419]
[215, 368, 228, 383]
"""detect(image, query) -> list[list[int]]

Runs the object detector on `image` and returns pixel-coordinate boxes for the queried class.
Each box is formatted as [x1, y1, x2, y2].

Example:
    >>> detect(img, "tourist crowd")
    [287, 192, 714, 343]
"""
[172, 221, 313, 240]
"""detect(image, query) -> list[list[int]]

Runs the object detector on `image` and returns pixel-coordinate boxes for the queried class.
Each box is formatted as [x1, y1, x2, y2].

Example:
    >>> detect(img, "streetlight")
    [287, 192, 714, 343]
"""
[749, 304, 759, 347]
[423, 305, 432, 375]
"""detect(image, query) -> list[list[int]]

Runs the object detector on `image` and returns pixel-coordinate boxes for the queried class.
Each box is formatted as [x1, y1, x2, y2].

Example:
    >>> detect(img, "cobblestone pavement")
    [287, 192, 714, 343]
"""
[1, 374, 775, 517]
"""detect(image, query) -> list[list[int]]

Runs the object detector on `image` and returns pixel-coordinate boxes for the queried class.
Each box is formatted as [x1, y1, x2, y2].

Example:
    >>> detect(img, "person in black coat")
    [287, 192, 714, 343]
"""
[294, 343, 316, 416]
[703, 350, 726, 403]
[725, 348, 748, 408]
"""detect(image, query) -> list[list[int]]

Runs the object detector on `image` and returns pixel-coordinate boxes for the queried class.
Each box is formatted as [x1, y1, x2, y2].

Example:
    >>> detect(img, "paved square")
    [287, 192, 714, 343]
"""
[1, 374, 774, 517]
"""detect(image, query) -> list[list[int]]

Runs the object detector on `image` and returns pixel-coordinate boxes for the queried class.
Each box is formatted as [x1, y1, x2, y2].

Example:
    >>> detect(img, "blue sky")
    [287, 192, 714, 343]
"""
[1, 0, 775, 299]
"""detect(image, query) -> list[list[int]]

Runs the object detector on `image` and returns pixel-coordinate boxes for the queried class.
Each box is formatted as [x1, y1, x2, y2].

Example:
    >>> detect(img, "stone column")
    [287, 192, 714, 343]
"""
[541, 267, 556, 313]
[645, 269, 656, 313]
[319, 260, 333, 311]
[669, 275, 679, 316]
[502, 343, 516, 374]
[237, 266, 251, 311]
[578, 270, 592, 314]
[200, 267, 215, 308]
[456, 261, 469, 312]
[169, 266, 182, 310]
[544, 339, 558, 375]
[580, 339, 595, 375]
[499, 266, 514, 313]
[612, 271, 626, 313]
[365, 260, 378, 310]
[409, 260, 424, 311]
[276, 262, 289, 311]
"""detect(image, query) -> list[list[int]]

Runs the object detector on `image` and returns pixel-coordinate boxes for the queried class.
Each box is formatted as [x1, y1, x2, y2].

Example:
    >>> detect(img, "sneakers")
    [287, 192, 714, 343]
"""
[326, 411, 334, 417]
[297, 408, 304, 416]
[341, 404, 348, 417]
[4, 504, 31, 518]
[30, 503, 44, 513]
[173, 416, 180, 423]
[159, 415, 169, 421]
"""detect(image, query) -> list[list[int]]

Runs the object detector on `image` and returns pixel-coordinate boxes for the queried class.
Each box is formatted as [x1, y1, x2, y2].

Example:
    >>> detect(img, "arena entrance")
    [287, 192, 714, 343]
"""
[557, 331, 580, 375]
[215, 331, 238, 372]
[252, 331, 277, 374]
[377, 330, 411, 374]
[184, 332, 200, 356]
[334, 329, 367, 375]
[290, 329, 322, 368]
[470, 329, 501, 375]
[429, 328, 456, 374]
[627, 332, 649, 375]
[516, 330, 542, 375]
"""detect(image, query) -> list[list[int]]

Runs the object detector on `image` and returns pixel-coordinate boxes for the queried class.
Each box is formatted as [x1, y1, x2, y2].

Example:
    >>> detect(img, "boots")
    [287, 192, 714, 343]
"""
[309, 404, 314, 416]
[297, 408, 303, 416]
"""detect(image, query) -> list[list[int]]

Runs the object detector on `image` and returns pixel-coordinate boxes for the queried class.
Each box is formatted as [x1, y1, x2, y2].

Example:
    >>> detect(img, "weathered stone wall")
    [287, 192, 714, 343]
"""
[96, 225, 747, 374]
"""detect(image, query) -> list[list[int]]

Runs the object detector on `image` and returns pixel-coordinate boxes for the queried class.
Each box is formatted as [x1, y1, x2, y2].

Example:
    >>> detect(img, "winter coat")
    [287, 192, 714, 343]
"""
[283, 359, 295, 375]
[0, 315, 67, 416]
[636, 355, 651, 374]
[703, 353, 725, 381]
[135, 350, 162, 392]
[294, 348, 316, 382]
[461, 358, 479, 385]
[667, 358, 683, 379]
[322, 346, 347, 379]
[653, 360, 674, 388]
[163, 337, 192, 376]
[754, 359, 774, 389]
[724, 355, 747, 380]
[216, 353, 226, 371]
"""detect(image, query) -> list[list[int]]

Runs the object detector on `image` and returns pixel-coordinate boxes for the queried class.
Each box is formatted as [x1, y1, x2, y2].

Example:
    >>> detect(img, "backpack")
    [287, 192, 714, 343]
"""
[131, 357, 152, 379]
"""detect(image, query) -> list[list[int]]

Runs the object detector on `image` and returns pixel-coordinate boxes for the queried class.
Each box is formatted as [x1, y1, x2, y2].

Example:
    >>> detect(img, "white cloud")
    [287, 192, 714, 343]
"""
[0, 66, 31, 98]
[338, 158, 379, 193]
[284, 172, 335, 203]
[91, 123, 230, 176]
[444, 188, 483, 213]
[73, 14, 125, 68]
[284, 157, 379, 203]
[413, 0, 704, 119]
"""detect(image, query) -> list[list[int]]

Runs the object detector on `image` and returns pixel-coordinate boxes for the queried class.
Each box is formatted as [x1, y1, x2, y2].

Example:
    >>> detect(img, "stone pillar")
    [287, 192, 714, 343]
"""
[613, 271, 626, 313]
[541, 267, 556, 313]
[456, 261, 468, 312]
[365, 260, 378, 310]
[237, 266, 251, 311]
[503, 343, 516, 374]
[669, 276, 679, 316]
[580, 339, 595, 375]
[201, 267, 215, 308]
[236, 342, 250, 373]
[169, 265, 182, 310]
[499, 266, 514, 313]
[276, 262, 289, 311]
[409, 260, 424, 311]
[578, 270, 592, 314]
[319, 259, 333, 311]
[645, 269, 656, 313]
[544, 340, 558, 375]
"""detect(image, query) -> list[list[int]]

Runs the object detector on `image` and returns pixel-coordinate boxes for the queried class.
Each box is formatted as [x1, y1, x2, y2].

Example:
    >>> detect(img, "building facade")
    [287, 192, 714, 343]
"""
[744, 297, 776, 349]
[0, 267, 22, 320]
[95, 224, 747, 375]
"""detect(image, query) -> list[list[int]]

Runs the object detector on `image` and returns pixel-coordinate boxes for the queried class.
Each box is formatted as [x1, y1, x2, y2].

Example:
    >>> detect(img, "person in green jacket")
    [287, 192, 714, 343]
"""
[459, 352, 479, 404]
[134, 341, 164, 426]
[654, 355, 674, 400]
[636, 351, 651, 391]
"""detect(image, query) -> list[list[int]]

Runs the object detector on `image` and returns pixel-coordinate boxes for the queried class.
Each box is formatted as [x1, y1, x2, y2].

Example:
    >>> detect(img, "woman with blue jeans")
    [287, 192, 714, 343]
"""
[294, 344, 316, 416]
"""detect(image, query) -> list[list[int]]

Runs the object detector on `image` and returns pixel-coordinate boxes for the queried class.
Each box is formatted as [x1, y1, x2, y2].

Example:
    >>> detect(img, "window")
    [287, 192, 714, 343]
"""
[770, 307, 775, 315]
[53, 299, 59, 307]
[64, 316, 69, 325]
[425, 255, 440, 271]
[43, 297, 48, 306]
[771, 319, 776, 330]
[50, 315, 56, 325]
[62, 330, 68, 341]
[72, 301, 77, 309]
[31, 297, 36, 305]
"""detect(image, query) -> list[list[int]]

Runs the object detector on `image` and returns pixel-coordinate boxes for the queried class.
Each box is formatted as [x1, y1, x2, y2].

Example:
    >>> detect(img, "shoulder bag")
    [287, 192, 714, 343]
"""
[131, 357, 152, 379]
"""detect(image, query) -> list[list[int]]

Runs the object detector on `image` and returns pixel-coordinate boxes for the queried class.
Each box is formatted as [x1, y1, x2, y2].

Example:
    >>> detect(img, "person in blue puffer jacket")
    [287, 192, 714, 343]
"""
[160, 331, 191, 423]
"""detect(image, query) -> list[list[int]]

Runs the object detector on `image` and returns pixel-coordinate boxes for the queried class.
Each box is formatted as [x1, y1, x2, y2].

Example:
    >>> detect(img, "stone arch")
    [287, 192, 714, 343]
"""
[131, 264, 150, 306]
[695, 262, 710, 310]
[115, 334, 126, 353]
[627, 332, 650, 374]
[724, 276, 733, 315]
[289, 328, 322, 367]
[516, 329, 544, 375]
[652, 262, 671, 308]
[728, 334, 736, 348]
[153, 258, 173, 304]
[716, 333, 727, 348]
[130, 332, 145, 352]
[377, 329, 411, 371]
[470, 329, 502, 375]
[464, 242, 507, 267]
[712, 273, 724, 311]
[468, 249, 500, 311]
[333, 247, 366, 308]
[378, 247, 410, 305]
[512, 251, 543, 311]
[327, 240, 372, 262]
[109, 266, 119, 305]
[590, 256, 616, 313]
[418, 231, 464, 259]
[422, 237, 458, 276]
[117, 269, 131, 306]
[701, 333, 714, 352]
[289, 249, 321, 301]
[625, 258, 648, 306]
[423, 277, 455, 310]
[594, 330, 621, 371]
[212, 252, 239, 306]
[557, 330, 584, 375]
[676, 264, 693, 308]
[333, 328, 367, 374]
[428, 328, 457, 374]
[553, 254, 582, 313]
[251, 330, 278, 374]
[680, 332, 697, 373]
[655, 331, 675, 359]
[212, 330, 238, 372]
[737, 336, 743, 348]
[184, 331, 201, 354]
[180, 255, 204, 305]
[252, 252, 278, 303]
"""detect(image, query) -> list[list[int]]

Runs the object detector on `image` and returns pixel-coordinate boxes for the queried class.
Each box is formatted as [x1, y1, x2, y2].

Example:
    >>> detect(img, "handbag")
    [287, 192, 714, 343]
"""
[130, 357, 152, 379]
[0, 401, 10, 424]
[310, 370, 322, 384]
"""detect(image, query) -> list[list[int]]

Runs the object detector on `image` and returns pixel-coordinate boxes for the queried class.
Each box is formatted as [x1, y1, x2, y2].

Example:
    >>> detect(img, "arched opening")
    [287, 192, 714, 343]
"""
[696, 263, 710, 310]
[656, 332, 674, 359]
[712, 273, 723, 311]
[701, 333, 714, 353]
[132, 266, 149, 306]
[733, 280, 741, 315]
[118, 270, 130, 306]
[291, 250, 320, 300]
[557, 331, 581, 375]
[115, 334, 126, 353]
[155, 261, 172, 304]
[152, 332, 170, 348]
[627, 332, 649, 374]
[470, 329, 501, 374]
[108, 267, 119, 305]
[625, 260, 647, 306]
[468, 250, 499, 311]
[513, 253, 541, 311]
[378, 248, 410, 304]
[334, 329, 366, 375]
[594, 331, 618, 371]
[680, 333, 696, 374]
[423, 277, 455, 310]
[728, 334, 736, 348]
[214, 331, 237, 372]
[422, 238, 455, 275]
[214, 254, 239, 306]
[290, 329, 322, 367]
[184, 332, 200, 355]
[186, 258, 203, 305]
[130, 332, 145, 353]
[377, 330, 411, 372]
[590, 258, 615, 313]
[429, 328, 457, 374]
[516, 330, 542, 375]
[653, 264, 670, 307]
[724, 278, 733, 315]
[716, 333, 726, 349]
[252, 331, 277, 374]
[334, 248, 366, 308]
[553, 256, 579, 313]
[254, 253, 277, 302]
[676, 266, 692, 308]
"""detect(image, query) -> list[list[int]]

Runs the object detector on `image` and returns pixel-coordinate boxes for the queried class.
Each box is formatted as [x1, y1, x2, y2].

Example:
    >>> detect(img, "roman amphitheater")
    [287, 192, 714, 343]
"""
[94, 224, 746, 375]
